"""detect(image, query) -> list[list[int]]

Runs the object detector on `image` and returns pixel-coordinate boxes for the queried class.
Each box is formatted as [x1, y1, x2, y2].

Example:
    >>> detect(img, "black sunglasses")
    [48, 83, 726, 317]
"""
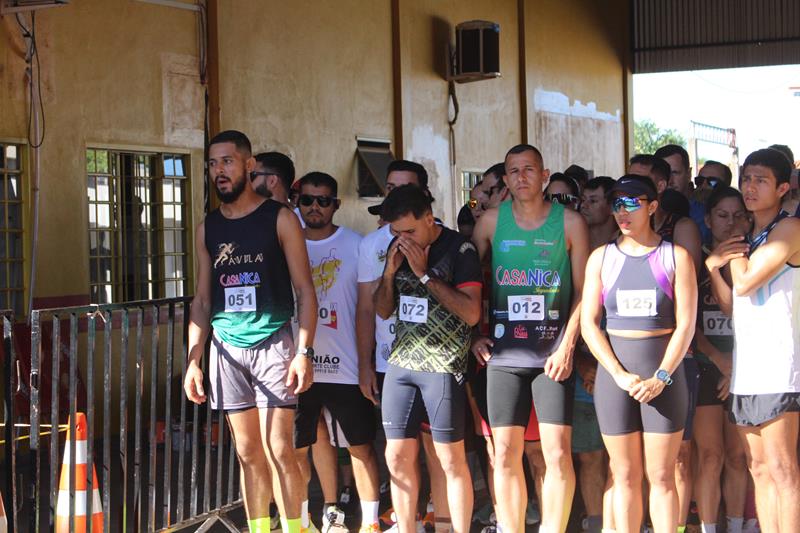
[250, 171, 277, 181]
[545, 193, 579, 207]
[299, 194, 337, 208]
[695, 175, 721, 189]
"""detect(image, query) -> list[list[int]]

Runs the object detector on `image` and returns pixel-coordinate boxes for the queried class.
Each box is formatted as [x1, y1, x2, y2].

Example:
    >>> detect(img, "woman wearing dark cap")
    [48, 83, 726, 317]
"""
[581, 175, 697, 533]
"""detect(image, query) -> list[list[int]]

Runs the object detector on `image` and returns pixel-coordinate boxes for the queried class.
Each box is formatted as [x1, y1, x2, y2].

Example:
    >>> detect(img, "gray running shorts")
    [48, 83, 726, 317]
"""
[729, 392, 800, 427]
[208, 323, 296, 410]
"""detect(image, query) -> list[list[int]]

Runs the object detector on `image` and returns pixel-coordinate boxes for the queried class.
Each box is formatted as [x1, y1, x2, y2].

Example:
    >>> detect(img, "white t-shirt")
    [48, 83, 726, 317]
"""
[295, 226, 361, 385]
[731, 238, 800, 395]
[294, 207, 306, 228]
[357, 224, 396, 374]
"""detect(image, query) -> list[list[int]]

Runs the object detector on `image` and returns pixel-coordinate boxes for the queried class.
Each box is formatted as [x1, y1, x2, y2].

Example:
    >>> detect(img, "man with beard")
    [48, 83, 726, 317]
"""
[292, 172, 382, 533]
[184, 130, 317, 533]
[252, 151, 295, 204]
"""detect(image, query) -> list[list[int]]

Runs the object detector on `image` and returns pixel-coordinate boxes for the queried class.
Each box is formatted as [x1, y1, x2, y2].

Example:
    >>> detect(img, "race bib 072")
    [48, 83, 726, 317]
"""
[224, 286, 256, 313]
[399, 295, 428, 323]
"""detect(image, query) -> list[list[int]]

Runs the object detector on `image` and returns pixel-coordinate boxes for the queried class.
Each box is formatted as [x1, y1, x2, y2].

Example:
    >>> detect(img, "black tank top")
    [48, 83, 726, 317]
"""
[204, 199, 294, 347]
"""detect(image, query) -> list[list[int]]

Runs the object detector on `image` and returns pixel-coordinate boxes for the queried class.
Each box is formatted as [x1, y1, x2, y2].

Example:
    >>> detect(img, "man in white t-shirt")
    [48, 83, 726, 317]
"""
[706, 148, 800, 533]
[293, 172, 381, 533]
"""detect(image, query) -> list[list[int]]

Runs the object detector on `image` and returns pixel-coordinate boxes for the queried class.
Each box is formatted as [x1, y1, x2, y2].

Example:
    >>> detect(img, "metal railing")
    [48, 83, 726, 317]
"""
[3, 298, 243, 532]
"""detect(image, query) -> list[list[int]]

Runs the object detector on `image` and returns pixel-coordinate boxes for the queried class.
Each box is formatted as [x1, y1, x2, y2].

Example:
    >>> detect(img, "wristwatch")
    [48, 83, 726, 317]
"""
[296, 346, 315, 359]
[419, 273, 431, 285]
[654, 369, 673, 386]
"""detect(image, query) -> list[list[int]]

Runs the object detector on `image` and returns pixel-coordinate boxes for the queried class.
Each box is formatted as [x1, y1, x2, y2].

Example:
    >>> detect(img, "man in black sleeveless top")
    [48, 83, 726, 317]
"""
[184, 130, 318, 533]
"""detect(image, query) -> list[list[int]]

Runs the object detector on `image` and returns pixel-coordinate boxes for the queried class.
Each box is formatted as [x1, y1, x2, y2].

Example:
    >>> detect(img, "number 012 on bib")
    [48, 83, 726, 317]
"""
[508, 295, 544, 321]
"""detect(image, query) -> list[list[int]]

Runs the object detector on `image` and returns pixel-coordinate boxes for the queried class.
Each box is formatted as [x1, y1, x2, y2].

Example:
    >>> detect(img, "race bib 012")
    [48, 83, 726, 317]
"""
[399, 295, 428, 323]
[224, 286, 256, 313]
[507, 295, 544, 321]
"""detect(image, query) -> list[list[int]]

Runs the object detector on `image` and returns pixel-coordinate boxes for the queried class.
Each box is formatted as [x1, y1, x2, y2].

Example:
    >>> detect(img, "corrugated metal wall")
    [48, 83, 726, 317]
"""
[633, 0, 800, 73]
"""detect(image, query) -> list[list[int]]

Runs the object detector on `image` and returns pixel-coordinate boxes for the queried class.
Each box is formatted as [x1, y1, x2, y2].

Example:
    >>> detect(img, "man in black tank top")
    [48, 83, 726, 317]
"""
[184, 130, 318, 533]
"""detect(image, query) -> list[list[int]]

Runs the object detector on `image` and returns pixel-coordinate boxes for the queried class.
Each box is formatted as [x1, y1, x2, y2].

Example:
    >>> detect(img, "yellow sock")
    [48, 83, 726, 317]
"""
[282, 517, 301, 533]
[678, 527, 686, 533]
[248, 516, 271, 533]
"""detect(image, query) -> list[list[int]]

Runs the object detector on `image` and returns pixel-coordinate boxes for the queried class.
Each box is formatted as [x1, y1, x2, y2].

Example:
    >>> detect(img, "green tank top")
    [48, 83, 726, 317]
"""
[489, 200, 572, 368]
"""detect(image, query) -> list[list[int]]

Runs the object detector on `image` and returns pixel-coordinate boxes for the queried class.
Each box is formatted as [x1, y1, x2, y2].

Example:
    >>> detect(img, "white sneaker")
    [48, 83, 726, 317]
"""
[385, 520, 425, 533]
[322, 505, 348, 533]
[742, 518, 760, 533]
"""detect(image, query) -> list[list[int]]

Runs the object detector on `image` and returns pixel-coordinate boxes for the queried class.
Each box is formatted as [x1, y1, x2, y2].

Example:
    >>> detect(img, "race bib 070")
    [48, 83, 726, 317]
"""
[616, 289, 656, 317]
[703, 310, 733, 336]
[399, 295, 428, 323]
[224, 286, 256, 312]
[507, 295, 544, 321]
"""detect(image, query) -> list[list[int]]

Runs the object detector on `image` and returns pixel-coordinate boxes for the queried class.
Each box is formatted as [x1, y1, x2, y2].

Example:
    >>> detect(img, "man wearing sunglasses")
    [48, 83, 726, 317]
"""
[184, 130, 317, 533]
[472, 144, 590, 533]
[482, 162, 510, 210]
[252, 151, 306, 229]
[293, 172, 382, 533]
[694, 161, 732, 193]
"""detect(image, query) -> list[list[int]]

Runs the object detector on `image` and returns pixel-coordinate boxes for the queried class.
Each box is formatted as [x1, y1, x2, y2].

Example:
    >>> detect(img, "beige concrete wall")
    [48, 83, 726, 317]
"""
[398, 0, 522, 224]
[0, 0, 206, 306]
[0, 0, 630, 307]
[214, 0, 394, 234]
[524, 0, 628, 178]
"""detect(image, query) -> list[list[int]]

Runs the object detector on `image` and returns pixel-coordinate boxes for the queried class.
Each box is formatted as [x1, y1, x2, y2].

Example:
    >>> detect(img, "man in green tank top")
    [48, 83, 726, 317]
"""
[472, 144, 589, 533]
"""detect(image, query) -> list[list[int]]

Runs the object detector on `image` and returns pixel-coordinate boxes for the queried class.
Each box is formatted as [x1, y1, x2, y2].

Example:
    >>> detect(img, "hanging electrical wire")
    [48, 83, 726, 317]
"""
[447, 79, 460, 168]
[196, 0, 211, 214]
[15, 12, 46, 149]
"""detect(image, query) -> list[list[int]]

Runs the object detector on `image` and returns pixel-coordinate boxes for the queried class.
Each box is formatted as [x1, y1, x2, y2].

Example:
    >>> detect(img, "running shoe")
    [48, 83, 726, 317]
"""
[524, 500, 540, 525]
[479, 525, 498, 533]
[301, 515, 320, 533]
[357, 523, 381, 533]
[322, 505, 348, 533]
[379, 508, 396, 528]
[270, 503, 281, 531]
[472, 503, 495, 525]
[384, 520, 425, 533]
[743, 518, 761, 533]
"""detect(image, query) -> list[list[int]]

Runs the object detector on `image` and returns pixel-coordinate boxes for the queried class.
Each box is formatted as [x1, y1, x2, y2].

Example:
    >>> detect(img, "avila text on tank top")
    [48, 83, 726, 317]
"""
[205, 199, 294, 348]
[489, 201, 572, 368]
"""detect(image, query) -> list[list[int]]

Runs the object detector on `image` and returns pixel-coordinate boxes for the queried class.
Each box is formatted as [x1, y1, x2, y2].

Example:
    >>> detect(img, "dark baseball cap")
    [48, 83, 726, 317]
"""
[609, 174, 658, 201]
[367, 202, 383, 216]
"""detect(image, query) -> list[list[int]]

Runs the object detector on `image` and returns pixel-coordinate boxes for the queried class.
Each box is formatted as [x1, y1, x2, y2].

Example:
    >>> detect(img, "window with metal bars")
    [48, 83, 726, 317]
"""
[0, 143, 24, 315]
[461, 169, 483, 205]
[86, 148, 189, 304]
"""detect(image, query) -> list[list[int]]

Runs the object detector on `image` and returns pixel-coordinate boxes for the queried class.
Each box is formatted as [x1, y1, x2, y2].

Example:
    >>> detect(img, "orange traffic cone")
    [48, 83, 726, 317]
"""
[56, 413, 103, 533]
[0, 489, 7, 533]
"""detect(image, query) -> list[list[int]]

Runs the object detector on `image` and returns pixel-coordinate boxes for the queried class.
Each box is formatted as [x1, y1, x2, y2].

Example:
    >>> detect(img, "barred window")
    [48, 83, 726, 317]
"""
[461, 169, 483, 205]
[87, 149, 189, 304]
[0, 143, 24, 315]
